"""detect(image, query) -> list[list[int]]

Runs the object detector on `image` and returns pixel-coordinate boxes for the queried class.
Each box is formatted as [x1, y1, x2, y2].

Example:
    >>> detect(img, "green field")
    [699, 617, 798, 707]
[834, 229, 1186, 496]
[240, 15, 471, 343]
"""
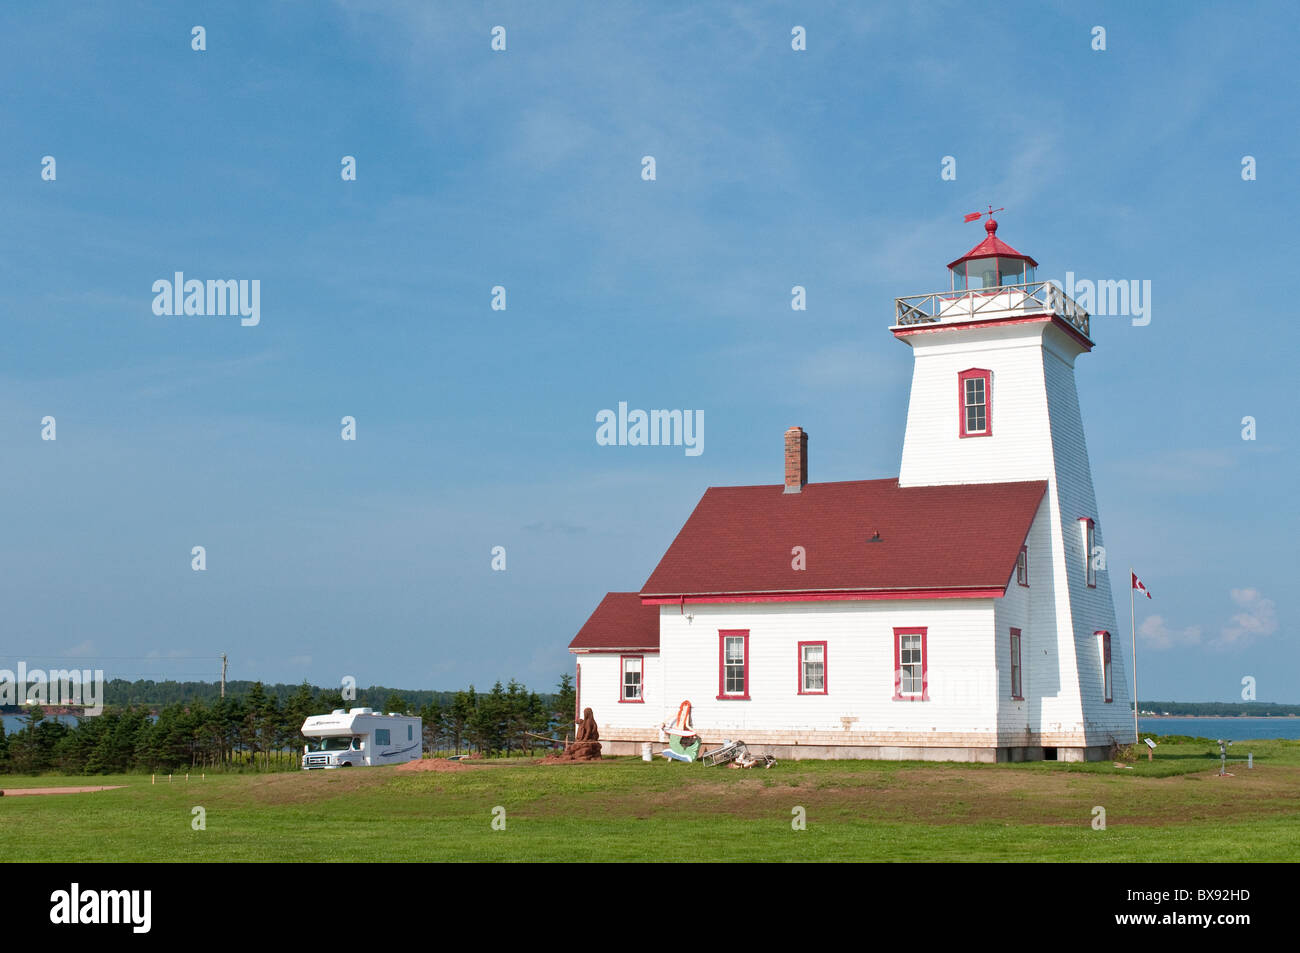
[3, 738, 1298, 862]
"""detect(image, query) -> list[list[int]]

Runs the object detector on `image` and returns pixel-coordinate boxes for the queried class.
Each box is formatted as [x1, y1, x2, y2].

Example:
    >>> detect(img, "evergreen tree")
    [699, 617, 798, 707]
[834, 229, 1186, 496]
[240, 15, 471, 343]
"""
[469, 682, 508, 756]
[419, 700, 444, 756]
[554, 672, 576, 738]
[447, 688, 474, 755]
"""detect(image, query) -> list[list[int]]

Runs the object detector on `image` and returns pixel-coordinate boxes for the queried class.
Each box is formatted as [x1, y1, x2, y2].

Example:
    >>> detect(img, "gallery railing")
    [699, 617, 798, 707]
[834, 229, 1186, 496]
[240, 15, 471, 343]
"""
[894, 281, 1090, 339]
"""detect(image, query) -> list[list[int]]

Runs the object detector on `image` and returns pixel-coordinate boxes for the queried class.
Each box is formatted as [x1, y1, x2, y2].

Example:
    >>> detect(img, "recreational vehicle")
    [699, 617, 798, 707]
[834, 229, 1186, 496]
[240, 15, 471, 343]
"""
[300, 708, 422, 769]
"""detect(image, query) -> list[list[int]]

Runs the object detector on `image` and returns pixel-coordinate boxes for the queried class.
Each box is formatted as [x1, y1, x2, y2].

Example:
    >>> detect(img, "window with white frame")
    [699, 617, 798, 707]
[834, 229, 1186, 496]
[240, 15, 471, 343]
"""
[959, 369, 992, 437]
[1082, 518, 1097, 588]
[799, 642, 826, 694]
[1010, 628, 1023, 700]
[894, 628, 928, 700]
[718, 631, 749, 699]
[1017, 546, 1028, 586]
[1099, 631, 1112, 702]
[621, 655, 643, 702]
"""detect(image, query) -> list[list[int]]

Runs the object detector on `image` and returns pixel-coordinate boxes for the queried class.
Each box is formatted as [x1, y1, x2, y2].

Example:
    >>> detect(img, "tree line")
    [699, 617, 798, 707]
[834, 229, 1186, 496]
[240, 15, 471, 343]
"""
[0, 677, 480, 712]
[0, 674, 578, 775]
[1139, 700, 1300, 717]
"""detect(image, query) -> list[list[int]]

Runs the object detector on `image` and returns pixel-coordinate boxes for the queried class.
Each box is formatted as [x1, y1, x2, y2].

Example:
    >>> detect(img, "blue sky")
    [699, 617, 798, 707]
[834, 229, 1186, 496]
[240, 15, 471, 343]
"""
[1, 1, 1294, 702]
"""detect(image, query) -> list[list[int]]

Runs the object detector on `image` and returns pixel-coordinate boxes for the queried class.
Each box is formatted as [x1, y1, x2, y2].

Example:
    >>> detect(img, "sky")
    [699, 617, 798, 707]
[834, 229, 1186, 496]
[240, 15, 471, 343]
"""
[1, 1, 1295, 702]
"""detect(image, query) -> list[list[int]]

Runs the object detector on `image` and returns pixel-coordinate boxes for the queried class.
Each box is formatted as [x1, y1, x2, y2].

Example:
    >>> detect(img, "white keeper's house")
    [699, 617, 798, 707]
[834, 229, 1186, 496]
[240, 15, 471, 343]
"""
[570, 216, 1134, 762]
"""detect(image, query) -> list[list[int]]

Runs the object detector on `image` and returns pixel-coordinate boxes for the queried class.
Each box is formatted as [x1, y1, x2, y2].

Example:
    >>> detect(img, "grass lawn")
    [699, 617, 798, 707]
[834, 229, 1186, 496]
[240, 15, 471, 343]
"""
[3, 738, 1298, 862]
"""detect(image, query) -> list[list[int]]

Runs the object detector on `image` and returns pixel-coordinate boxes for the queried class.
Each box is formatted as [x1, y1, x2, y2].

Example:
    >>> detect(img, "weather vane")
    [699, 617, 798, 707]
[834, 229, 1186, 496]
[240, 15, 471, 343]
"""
[964, 205, 1004, 224]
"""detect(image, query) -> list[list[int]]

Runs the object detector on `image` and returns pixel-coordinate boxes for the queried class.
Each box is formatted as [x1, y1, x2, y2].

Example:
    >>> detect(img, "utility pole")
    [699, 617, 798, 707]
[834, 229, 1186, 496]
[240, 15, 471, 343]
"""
[220, 653, 227, 698]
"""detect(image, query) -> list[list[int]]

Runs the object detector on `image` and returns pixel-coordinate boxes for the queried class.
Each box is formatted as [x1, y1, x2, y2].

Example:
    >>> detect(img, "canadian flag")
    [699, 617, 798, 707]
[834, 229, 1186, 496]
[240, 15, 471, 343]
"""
[1131, 572, 1152, 599]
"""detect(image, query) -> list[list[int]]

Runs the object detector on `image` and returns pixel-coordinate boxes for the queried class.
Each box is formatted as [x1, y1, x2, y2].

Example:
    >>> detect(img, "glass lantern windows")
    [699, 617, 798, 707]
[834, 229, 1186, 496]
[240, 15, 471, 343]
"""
[997, 257, 1025, 285]
[950, 256, 1034, 291]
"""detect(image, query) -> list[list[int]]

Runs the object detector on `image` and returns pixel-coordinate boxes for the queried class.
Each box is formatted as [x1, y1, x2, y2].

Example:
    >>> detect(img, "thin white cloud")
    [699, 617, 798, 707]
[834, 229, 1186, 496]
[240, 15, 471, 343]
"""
[1138, 615, 1201, 650]
[1216, 588, 1277, 649]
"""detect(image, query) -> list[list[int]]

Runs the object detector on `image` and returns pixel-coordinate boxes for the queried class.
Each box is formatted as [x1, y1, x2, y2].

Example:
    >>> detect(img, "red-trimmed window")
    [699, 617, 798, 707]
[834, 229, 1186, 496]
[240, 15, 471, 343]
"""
[798, 641, 827, 695]
[1099, 631, 1112, 702]
[1080, 517, 1097, 588]
[1016, 546, 1029, 587]
[717, 630, 750, 700]
[1010, 628, 1023, 700]
[958, 368, 992, 438]
[893, 627, 928, 700]
[619, 655, 643, 703]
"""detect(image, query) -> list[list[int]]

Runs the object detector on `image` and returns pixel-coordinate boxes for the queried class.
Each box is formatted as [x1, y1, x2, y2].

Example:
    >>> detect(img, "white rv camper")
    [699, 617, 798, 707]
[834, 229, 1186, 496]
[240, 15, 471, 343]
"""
[300, 707, 422, 769]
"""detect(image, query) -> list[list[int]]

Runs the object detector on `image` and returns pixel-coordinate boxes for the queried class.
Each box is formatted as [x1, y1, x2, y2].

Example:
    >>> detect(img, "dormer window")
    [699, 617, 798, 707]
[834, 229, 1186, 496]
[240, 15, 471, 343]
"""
[959, 368, 992, 437]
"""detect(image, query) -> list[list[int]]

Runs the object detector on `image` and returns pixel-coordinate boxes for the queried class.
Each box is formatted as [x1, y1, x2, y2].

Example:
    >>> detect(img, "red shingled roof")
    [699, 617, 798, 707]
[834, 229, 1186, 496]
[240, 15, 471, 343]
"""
[640, 478, 1046, 599]
[569, 592, 660, 652]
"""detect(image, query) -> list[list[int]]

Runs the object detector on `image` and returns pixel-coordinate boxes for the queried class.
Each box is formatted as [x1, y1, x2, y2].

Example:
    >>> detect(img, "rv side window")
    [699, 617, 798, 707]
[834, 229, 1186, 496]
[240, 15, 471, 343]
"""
[375, 728, 391, 745]
[408, 725, 413, 741]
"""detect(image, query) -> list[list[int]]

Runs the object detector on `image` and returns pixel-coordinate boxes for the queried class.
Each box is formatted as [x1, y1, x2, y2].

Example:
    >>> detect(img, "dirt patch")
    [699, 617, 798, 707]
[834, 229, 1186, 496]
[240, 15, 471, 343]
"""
[2, 786, 125, 796]
[538, 755, 607, 766]
[517, 762, 1300, 828]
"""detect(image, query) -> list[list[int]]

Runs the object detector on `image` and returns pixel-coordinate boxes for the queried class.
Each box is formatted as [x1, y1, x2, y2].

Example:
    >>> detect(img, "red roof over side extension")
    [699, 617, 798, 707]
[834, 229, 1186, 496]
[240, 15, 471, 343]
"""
[640, 478, 1047, 600]
[569, 591, 661, 652]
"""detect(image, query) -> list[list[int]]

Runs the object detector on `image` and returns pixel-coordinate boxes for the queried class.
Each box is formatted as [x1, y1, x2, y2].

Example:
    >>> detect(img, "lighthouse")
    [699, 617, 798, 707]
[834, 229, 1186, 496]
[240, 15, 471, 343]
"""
[568, 214, 1134, 762]
[892, 212, 1133, 747]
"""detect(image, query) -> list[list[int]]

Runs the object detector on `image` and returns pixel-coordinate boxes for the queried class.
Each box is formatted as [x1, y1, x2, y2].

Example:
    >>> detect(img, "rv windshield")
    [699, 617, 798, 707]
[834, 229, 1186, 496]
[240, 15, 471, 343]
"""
[307, 737, 355, 752]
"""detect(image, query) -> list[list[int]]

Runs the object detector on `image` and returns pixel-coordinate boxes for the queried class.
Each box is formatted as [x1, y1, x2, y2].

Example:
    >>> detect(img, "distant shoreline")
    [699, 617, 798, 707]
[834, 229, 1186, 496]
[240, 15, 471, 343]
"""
[1140, 714, 1299, 719]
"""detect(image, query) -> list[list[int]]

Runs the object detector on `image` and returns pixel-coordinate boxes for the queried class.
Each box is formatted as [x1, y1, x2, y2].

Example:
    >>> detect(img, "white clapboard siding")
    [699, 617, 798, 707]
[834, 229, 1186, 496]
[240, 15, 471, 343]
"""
[897, 318, 1131, 743]
[656, 600, 998, 739]
[575, 652, 660, 732]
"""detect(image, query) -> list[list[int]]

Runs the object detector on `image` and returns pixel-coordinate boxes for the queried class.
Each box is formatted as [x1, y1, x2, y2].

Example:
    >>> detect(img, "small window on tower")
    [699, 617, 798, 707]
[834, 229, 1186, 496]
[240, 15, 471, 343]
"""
[1098, 631, 1113, 703]
[958, 369, 992, 438]
[1010, 628, 1023, 700]
[1017, 546, 1029, 586]
[1081, 518, 1097, 588]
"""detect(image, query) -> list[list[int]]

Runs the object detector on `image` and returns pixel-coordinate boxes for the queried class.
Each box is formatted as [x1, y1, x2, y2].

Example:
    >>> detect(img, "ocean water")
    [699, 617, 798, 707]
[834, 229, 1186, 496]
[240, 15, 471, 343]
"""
[2, 713, 80, 733]
[1138, 717, 1300, 741]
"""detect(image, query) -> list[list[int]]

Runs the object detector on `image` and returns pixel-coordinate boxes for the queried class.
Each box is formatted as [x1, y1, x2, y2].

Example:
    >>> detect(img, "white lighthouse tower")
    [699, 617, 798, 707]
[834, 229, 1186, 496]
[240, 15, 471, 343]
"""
[892, 212, 1135, 751]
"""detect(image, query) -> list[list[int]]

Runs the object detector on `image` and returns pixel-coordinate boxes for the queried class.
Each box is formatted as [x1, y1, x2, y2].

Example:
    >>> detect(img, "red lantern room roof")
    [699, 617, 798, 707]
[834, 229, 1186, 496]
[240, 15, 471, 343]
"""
[946, 217, 1038, 269]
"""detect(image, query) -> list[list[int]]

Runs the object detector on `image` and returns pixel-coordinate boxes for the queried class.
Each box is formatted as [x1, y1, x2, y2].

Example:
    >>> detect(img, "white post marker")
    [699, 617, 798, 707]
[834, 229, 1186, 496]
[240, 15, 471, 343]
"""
[1131, 566, 1138, 744]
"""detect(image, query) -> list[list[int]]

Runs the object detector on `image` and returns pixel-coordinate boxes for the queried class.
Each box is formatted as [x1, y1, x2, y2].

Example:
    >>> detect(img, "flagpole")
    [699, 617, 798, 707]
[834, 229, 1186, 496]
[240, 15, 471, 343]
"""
[1131, 567, 1138, 744]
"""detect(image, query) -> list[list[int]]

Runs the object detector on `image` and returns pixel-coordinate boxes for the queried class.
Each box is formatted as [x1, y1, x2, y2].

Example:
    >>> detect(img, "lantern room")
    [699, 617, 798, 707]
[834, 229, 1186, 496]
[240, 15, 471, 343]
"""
[947, 215, 1037, 291]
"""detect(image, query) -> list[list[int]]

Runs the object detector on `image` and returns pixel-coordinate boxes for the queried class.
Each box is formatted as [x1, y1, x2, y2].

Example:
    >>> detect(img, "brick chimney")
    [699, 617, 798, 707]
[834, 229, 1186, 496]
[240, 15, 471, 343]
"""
[784, 427, 808, 493]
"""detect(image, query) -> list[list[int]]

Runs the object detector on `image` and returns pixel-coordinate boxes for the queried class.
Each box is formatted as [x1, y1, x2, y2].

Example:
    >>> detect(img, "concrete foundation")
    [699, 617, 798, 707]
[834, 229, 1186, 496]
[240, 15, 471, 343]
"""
[599, 739, 1113, 763]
